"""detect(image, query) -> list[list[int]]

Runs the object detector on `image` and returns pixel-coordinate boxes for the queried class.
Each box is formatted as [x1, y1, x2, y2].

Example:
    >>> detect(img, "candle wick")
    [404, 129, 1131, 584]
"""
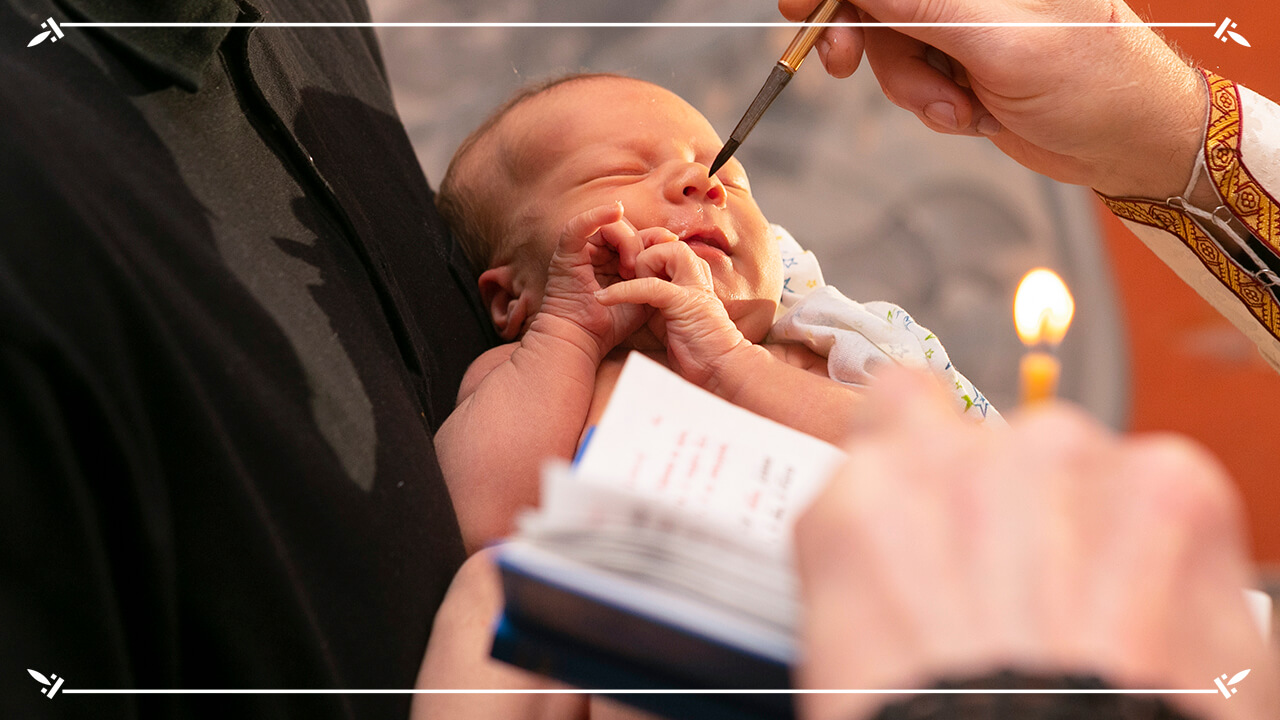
[1037, 309, 1052, 337]
[1032, 311, 1050, 351]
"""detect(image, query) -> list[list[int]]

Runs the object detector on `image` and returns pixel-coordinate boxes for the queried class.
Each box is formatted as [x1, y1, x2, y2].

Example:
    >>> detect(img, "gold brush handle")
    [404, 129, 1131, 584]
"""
[779, 0, 845, 72]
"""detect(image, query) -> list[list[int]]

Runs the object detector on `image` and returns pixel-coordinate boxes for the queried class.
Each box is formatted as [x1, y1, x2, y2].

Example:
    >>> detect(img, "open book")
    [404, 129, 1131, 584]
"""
[492, 352, 847, 720]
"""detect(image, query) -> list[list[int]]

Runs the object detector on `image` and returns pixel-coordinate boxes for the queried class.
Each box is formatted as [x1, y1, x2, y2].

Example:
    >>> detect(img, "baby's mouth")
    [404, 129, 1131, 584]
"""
[679, 228, 730, 257]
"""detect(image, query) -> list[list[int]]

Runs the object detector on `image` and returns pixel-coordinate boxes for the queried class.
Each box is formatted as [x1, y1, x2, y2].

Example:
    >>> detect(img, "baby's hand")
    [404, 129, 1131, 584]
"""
[595, 239, 759, 387]
[532, 203, 674, 361]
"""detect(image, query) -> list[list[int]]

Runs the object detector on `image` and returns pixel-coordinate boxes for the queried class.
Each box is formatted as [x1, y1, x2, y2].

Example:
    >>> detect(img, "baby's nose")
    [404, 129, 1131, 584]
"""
[665, 163, 726, 208]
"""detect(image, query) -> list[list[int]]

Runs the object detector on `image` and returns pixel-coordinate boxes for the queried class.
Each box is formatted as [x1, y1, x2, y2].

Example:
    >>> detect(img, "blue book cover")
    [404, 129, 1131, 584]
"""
[493, 543, 794, 720]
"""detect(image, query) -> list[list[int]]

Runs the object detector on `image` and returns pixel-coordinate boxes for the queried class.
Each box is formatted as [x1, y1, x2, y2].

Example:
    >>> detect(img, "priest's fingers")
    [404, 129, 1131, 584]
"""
[776, 2, 863, 78]
[863, 26, 995, 136]
[794, 370, 1277, 720]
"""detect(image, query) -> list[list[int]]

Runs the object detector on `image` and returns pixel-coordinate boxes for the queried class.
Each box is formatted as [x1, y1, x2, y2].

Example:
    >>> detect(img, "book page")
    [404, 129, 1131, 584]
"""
[571, 352, 846, 546]
[526, 463, 800, 626]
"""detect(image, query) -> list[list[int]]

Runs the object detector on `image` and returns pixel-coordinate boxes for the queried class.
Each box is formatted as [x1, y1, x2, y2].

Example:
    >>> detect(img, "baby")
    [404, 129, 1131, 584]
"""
[433, 73, 994, 552]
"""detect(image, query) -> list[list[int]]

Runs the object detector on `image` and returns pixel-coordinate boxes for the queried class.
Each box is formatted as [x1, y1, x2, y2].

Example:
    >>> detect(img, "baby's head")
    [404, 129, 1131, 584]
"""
[438, 74, 782, 344]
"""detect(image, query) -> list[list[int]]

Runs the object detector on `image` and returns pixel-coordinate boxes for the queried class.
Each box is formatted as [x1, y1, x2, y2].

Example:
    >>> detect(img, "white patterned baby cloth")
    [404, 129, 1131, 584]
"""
[767, 225, 1002, 424]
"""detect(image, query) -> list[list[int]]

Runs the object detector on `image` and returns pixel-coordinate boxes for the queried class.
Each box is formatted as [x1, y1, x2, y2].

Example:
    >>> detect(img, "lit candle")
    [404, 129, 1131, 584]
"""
[1014, 268, 1075, 405]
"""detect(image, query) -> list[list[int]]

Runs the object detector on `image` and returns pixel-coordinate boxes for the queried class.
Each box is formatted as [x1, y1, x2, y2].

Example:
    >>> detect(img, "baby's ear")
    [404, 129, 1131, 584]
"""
[478, 264, 535, 341]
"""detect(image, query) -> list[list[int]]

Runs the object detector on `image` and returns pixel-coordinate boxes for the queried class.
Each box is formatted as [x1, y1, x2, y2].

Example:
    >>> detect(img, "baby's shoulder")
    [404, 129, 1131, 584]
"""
[457, 343, 519, 404]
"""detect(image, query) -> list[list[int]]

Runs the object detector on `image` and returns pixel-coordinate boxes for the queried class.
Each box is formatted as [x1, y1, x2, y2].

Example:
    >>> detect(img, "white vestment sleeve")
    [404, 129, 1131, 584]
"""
[1099, 72, 1280, 372]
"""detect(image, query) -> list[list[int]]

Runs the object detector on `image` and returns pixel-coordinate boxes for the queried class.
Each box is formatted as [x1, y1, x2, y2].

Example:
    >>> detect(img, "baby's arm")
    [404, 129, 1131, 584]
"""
[597, 242, 867, 446]
[706, 343, 868, 445]
[435, 204, 664, 553]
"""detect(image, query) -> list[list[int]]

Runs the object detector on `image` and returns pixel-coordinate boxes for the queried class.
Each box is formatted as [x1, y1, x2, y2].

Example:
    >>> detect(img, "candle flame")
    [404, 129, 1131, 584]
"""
[1014, 268, 1074, 346]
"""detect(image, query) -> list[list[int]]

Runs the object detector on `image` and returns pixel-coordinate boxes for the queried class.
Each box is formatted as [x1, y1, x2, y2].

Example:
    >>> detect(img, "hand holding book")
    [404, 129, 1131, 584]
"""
[489, 358, 1275, 720]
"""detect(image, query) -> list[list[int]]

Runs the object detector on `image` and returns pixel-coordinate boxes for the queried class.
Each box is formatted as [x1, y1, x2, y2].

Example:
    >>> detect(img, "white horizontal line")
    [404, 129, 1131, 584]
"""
[56, 22, 1219, 29]
[60, 688, 1220, 695]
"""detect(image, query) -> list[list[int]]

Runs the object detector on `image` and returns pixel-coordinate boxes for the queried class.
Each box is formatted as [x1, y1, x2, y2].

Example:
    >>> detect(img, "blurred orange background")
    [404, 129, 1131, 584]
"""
[1103, 1, 1280, 564]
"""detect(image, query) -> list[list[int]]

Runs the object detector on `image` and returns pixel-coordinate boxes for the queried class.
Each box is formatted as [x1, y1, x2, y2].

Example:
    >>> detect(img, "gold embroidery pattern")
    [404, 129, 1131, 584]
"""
[1099, 194, 1280, 341]
[1203, 70, 1280, 256]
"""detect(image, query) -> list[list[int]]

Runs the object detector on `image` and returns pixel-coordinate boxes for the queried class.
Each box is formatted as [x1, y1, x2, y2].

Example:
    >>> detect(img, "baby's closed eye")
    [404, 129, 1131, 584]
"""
[601, 165, 648, 178]
[582, 167, 649, 186]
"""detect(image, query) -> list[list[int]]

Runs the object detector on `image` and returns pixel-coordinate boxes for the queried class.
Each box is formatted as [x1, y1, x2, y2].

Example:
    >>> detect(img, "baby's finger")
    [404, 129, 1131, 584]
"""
[621, 227, 679, 281]
[594, 217, 645, 279]
[586, 240, 619, 265]
[595, 277, 689, 313]
[559, 202, 626, 257]
[590, 256, 620, 279]
[634, 242, 716, 292]
[637, 227, 680, 249]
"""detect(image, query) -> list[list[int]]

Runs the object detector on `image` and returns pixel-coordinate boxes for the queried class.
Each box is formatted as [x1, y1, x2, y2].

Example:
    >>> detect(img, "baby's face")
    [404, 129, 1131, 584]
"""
[499, 77, 782, 342]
